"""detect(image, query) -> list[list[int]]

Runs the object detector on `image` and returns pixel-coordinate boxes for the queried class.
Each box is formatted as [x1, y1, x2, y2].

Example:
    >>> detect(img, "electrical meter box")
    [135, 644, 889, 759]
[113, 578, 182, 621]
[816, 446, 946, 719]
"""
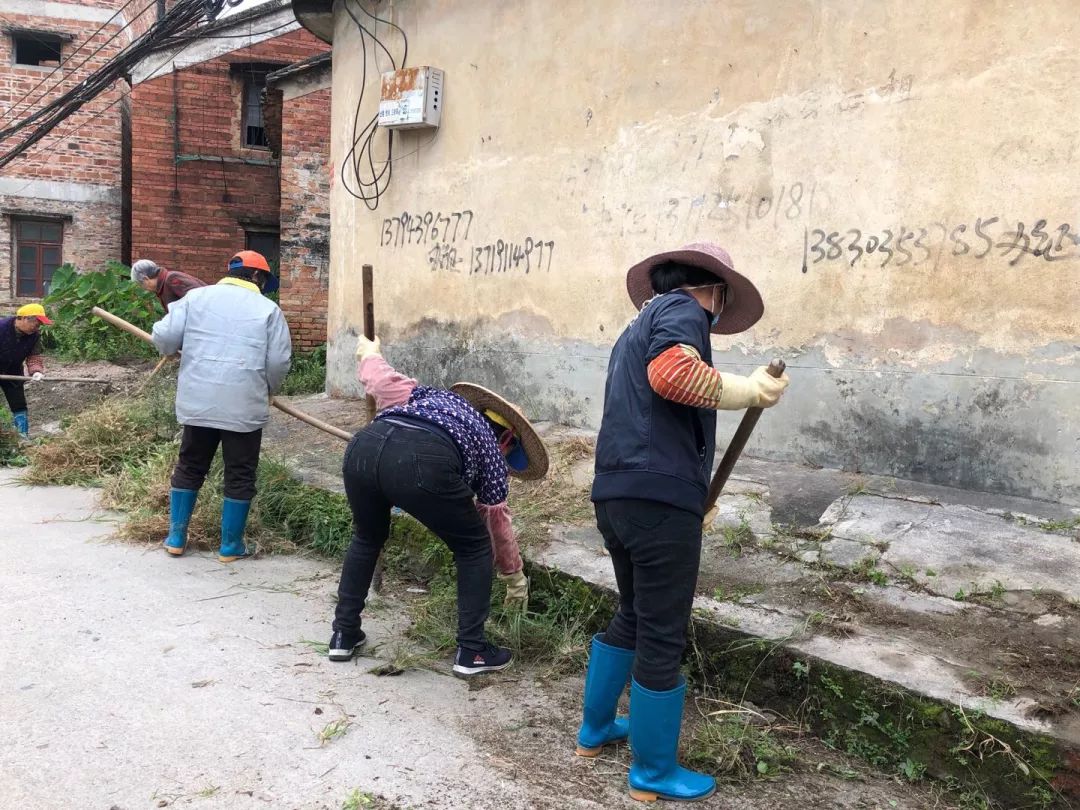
[378, 66, 443, 130]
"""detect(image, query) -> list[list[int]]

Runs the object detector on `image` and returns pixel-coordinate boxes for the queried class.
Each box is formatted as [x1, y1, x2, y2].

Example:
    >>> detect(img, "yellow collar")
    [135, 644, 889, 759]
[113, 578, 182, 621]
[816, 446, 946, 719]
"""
[218, 277, 260, 293]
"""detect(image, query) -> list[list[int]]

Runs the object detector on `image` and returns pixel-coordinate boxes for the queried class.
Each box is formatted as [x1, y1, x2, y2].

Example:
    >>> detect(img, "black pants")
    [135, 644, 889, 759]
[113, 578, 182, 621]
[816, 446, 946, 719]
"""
[0, 380, 26, 413]
[333, 420, 493, 651]
[170, 425, 263, 501]
[596, 498, 704, 691]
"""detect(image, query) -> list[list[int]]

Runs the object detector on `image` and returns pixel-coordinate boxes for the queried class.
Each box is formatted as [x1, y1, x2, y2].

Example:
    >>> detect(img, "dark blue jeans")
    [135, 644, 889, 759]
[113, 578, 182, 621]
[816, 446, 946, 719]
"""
[595, 498, 703, 691]
[333, 420, 493, 651]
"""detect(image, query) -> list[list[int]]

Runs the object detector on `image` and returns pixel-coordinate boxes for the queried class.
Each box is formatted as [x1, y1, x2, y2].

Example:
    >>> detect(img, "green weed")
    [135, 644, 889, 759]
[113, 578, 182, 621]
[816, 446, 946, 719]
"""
[281, 344, 327, 396]
[685, 697, 799, 782]
[42, 262, 158, 361]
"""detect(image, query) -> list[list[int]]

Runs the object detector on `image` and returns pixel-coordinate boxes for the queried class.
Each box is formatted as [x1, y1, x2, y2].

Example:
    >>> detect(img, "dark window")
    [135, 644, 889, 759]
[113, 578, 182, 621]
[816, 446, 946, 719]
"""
[14, 218, 63, 297]
[13, 33, 62, 67]
[242, 71, 269, 148]
[245, 230, 280, 270]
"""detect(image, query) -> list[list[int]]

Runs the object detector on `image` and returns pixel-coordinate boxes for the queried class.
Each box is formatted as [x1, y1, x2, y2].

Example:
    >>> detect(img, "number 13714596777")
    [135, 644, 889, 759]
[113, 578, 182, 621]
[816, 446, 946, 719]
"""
[801, 218, 1080, 273]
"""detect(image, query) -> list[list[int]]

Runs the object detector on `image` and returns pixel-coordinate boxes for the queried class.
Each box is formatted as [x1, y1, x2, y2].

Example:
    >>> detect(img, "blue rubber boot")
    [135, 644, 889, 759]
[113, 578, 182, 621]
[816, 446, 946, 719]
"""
[575, 634, 634, 757]
[163, 488, 198, 556]
[219, 497, 252, 562]
[628, 677, 716, 802]
[12, 410, 28, 438]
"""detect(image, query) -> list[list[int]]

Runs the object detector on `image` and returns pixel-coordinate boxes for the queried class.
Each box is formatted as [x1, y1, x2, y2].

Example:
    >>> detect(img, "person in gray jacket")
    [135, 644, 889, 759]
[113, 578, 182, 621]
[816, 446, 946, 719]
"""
[151, 250, 291, 562]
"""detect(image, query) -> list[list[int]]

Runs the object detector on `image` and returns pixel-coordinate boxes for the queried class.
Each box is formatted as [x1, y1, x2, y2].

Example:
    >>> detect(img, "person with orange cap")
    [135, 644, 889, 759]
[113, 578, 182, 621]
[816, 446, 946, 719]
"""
[0, 303, 52, 437]
[151, 250, 290, 562]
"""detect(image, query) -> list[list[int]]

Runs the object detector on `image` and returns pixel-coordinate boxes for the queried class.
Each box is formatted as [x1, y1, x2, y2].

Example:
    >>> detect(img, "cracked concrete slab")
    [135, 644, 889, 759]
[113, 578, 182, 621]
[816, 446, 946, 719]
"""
[819, 537, 879, 568]
[822, 494, 1080, 601]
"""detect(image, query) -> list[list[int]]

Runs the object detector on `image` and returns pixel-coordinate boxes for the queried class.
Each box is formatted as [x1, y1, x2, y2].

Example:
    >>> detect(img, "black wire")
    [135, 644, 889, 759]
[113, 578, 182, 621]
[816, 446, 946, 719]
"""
[353, 0, 407, 69]
[0, 0, 147, 125]
[338, 0, 409, 210]
[0, 0, 219, 169]
[164, 19, 296, 42]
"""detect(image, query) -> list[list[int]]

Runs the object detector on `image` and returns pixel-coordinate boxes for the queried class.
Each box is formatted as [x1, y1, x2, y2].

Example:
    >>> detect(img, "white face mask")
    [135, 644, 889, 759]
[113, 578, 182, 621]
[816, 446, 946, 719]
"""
[686, 283, 727, 326]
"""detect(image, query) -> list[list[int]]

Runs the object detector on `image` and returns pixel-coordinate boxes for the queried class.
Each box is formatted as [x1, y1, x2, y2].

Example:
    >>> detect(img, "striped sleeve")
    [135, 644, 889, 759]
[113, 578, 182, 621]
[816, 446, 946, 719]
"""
[647, 343, 723, 408]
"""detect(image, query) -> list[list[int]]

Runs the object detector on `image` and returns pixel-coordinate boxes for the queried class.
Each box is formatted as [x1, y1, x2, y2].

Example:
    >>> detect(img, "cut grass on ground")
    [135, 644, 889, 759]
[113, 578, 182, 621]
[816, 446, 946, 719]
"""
[24, 380, 609, 678]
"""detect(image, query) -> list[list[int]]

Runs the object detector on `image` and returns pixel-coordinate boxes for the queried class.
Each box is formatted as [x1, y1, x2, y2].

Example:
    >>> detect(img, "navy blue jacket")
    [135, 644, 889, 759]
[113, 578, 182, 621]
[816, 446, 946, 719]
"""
[0, 316, 41, 374]
[592, 290, 716, 517]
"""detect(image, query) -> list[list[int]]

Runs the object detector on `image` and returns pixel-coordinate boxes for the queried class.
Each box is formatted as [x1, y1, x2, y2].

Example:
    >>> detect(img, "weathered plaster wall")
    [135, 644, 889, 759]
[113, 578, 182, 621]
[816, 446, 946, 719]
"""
[328, 0, 1080, 504]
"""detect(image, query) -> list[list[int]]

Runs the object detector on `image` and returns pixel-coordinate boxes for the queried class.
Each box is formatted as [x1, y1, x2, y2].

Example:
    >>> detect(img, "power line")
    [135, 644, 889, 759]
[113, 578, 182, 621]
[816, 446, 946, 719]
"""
[0, 0, 146, 126]
[0, 0, 221, 169]
[1, 35, 204, 195]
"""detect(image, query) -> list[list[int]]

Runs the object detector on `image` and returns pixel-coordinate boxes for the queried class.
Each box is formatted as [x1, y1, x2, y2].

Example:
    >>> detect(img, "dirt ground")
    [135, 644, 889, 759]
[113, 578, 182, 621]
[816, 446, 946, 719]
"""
[18, 358, 154, 428]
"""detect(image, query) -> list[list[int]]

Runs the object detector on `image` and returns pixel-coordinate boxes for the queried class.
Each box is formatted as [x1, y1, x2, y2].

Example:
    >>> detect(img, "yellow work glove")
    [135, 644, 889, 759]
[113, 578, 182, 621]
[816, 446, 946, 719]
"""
[499, 569, 529, 610]
[717, 367, 790, 410]
[703, 504, 718, 526]
[355, 335, 381, 360]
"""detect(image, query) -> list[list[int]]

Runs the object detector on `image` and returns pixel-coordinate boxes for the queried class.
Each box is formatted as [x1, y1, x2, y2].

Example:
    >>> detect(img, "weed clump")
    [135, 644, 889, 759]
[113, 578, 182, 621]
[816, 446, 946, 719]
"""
[684, 695, 799, 782]
[507, 436, 594, 548]
[0, 424, 27, 466]
[21, 375, 178, 485]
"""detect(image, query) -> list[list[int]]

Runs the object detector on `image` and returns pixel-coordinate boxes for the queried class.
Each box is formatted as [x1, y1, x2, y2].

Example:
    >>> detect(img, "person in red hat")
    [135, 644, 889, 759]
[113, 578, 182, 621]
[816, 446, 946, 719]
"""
[0, 304, 52, 437]
[578, 243, 789, 802]
[151, 250, 290, 562]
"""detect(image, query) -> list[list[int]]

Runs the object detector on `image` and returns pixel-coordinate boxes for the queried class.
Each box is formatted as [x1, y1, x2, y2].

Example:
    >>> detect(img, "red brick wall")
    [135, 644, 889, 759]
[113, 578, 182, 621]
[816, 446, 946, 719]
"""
[0, 7, 131, 300]
[129, 30, 328, 283]
[279, 84, 331, 350]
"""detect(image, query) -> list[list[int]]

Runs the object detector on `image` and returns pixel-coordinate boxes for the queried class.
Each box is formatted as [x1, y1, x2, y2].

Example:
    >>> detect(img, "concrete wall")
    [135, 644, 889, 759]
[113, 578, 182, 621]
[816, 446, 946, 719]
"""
[326, 0, 1080, 505]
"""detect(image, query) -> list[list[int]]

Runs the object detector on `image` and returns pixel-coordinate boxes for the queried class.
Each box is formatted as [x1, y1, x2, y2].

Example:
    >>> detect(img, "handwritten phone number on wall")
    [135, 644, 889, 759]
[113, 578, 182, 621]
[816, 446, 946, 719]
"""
[380, 210, 474, 247]
[470, 238, 555, 275]
[801, 218, 1080, 272]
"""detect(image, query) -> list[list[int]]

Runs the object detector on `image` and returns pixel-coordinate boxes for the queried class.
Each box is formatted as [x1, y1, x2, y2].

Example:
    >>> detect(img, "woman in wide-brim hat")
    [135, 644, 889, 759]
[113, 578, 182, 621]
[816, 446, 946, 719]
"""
[327, 335, 548, 678]
[577, 242, 790, 802]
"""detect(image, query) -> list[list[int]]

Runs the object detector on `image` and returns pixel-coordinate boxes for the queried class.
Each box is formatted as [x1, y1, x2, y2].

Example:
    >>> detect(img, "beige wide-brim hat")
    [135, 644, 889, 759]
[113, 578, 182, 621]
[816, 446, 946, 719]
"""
[625, 242, 764, 335]
[451, 382, 550, 481]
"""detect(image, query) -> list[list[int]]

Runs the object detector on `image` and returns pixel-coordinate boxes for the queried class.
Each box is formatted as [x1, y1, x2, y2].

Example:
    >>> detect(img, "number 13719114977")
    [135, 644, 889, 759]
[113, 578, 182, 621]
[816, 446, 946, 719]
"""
[801, 218, 1080, 273]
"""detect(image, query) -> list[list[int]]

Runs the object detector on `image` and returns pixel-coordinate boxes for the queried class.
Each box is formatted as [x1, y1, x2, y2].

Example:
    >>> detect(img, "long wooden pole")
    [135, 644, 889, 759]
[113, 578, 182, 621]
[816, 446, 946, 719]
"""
[360, 264, 384, 592]
[703, 358, 786, 513]
[0, 374, 110, 384]
[362, 263, 376, 422]
[90, 306, 352, 442]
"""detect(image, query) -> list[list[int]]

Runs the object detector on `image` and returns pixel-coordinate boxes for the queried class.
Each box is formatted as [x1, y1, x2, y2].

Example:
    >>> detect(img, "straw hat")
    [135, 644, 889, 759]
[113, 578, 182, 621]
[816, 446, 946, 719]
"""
[451, 382, 549, 480]
[625, 242, 764, 335]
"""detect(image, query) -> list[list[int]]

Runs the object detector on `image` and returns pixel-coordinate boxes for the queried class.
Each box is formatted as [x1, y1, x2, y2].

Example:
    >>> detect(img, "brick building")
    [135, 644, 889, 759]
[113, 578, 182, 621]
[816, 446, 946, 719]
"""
[127, 2, 328, 288]
[265, 53, 330, 350]
[0, 0, 157, 303]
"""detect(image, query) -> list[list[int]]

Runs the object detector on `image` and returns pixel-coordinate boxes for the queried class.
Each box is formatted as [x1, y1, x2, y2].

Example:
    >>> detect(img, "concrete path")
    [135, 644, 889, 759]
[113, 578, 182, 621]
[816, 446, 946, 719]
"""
[0, 468, 959, 810]
[0, 469, 553, 810]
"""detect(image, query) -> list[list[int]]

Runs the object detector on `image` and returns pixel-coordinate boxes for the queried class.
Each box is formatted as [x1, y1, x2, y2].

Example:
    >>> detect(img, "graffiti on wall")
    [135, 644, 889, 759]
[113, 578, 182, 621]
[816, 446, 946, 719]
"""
[380, 209, 556, 274]
[801, 217, 1080, 273]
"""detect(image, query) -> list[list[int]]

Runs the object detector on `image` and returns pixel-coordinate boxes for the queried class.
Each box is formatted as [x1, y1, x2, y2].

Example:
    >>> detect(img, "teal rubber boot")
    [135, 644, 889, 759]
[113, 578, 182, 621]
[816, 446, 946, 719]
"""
[219, 497, 252, 562]
[12, 410, 28, 438]
[575, 634, 634, 757]
[163, 488, 198, 556]
[628, 677, 716, 802]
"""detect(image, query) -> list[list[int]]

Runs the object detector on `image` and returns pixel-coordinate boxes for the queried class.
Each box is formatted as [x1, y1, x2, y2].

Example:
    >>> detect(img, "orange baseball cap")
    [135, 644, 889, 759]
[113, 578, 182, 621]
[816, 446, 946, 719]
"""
[230, 250, 271, 273]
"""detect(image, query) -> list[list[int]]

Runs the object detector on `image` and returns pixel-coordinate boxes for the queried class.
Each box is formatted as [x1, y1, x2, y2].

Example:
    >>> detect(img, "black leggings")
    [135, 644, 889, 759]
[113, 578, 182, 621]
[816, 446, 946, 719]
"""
[596, 498, 704, 691]
[0, 380, 27, 413]
[333, 420, 493, 651]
